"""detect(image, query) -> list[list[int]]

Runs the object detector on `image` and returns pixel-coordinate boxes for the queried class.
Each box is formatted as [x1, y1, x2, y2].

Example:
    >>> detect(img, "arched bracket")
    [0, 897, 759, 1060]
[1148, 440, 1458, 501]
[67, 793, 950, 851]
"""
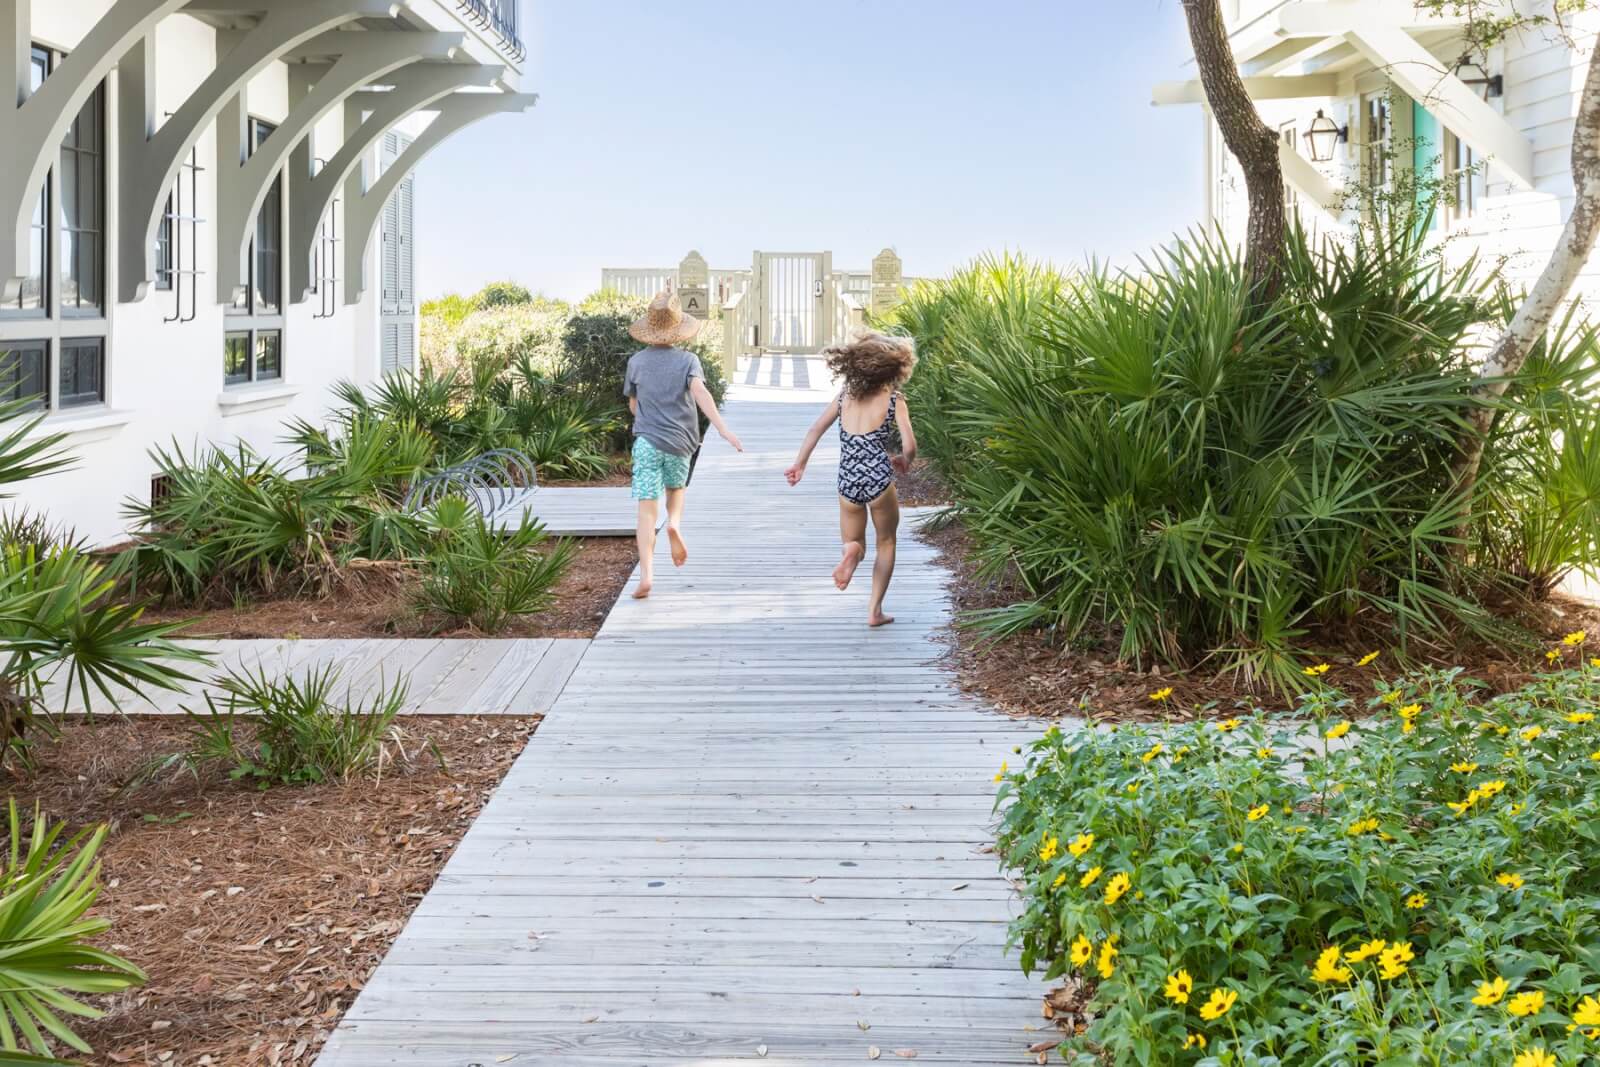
[0, 0, 188, 303]
[343, 92, 536, 306]
[287, 63, 505, 303]
[213, 32, 464, 305]
[115, 0, 401, 304]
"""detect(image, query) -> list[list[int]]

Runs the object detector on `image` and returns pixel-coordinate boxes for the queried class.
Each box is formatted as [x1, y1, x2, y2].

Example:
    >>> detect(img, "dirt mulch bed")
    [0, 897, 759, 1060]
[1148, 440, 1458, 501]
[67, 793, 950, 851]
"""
[919, 519, 1600, 723]
[140, 537, 636, 641]
[896, 458, 953, 509]
[6, 714, 536, 1066]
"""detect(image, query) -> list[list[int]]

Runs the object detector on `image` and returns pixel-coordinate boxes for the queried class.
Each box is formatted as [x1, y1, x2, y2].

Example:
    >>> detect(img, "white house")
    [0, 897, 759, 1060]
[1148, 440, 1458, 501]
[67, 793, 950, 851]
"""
[0, 0, 534, 546]
[1156, 0, 1598, 296]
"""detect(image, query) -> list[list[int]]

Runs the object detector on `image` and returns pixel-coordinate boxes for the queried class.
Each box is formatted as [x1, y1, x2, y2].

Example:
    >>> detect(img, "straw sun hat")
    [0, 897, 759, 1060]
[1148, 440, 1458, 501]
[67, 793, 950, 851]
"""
[629, 289, 703, 345]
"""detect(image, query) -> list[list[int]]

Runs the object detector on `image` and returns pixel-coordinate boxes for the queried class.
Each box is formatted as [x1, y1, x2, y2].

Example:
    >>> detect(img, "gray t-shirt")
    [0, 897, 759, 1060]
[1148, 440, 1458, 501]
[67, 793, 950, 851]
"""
[623, 346, 704, 458]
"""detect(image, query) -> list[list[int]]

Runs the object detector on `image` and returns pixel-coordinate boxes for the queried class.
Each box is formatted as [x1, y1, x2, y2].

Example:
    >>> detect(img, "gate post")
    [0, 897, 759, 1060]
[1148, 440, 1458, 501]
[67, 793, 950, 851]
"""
[819, 250, 836, 349]
[870, 248, 904, 316]
[677, 249, 710, 322]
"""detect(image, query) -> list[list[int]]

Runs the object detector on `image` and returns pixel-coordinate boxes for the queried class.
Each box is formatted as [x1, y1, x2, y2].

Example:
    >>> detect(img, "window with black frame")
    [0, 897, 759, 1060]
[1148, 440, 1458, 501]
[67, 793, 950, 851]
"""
[0, 46, 108, 413]
[224, 117, 284, 385]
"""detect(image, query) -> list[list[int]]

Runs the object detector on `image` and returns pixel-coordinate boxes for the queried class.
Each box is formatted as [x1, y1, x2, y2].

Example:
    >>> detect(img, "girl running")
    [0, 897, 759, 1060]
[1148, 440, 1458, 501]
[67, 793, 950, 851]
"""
[784, 330, 917, 627]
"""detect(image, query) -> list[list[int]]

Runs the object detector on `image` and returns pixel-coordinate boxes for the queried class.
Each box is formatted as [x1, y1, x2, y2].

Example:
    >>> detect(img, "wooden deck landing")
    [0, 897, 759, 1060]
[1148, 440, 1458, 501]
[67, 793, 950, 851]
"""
[315, 377, 1046, 1065]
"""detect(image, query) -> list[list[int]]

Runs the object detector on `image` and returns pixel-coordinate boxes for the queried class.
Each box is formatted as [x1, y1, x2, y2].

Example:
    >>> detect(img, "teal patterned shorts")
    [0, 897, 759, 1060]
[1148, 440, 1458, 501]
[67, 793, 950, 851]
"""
[631, 437, 691, 500]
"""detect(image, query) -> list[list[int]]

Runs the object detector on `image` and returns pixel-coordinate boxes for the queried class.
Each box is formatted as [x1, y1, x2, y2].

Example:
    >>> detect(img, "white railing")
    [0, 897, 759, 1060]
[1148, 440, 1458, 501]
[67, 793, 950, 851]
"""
[831, 281, 866, 347]
[720, 288, 759, 373]
[600, 268, 678, 298]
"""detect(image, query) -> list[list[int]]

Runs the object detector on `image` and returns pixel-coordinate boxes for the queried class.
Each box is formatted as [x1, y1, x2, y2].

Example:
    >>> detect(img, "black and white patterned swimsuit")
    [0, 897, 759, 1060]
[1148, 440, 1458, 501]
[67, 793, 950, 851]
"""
[836, 391, 897, 505]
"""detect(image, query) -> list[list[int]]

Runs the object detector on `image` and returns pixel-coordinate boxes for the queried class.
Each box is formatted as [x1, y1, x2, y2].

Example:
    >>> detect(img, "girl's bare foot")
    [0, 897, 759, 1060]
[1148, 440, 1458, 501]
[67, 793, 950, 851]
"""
[868, 611, 895, 628]
[667, 526, 688, 567]
[833, 542, 865, 590]
[632, 580, 652, 600]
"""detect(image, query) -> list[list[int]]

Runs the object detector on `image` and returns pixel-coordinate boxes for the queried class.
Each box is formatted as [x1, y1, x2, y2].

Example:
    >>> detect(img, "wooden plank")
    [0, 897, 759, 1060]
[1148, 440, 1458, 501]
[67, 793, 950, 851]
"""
[505, 637, 588, 713]
[455, 638, 552, 715]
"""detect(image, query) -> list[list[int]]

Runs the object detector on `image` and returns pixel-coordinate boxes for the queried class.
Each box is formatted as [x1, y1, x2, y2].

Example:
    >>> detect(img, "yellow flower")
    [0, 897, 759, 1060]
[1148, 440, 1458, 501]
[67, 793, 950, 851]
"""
[1591, 750, 1600, 761]
[1591, 656, 1600, 668]
[1126, 781, 1141, 794]
[1142, 743, 1164, 763]
[1096, 937, 1118, 979]
[1256, 746, 1274, 759]
[1508, 990, 1545, 1017]
[1069, 933, 1093, 968]
[1450, 761, 1479, 773]
[1357, 650, 1381, 667]
[1149, 686, 1173, 702]
[1164, 969, 1194, 1004]
[1513, 1049, 1557, 1067]
[1477, 779, 1508, 797]
[1325, 721, 1351, 740]
[1247, 803, 1270, 822]
[1382, 689, 1403, 704]
[994, 760, 1008, 783]
[1051, 872, 1066, 890]
[1472, 975, 1509, 1006]
[1497, 871, 1525, 890]
[1347, 817, 1379, 836]
[1564, 630, 1587, 646]
[1181, 1032, 1207, 1050]
[1198, 987, 1238, 1021]
[1215, 718, 1241, 732]
[1546, 649, 1562, 664]
[1104, 871, 1132, 906]
[1404, 892, 1428, 909]
[1303, 662, 1331, 677]
[1378, 940, 1415, 980]
[1038, 835, 1059, 863]
[1521, 725, 1544, 741]
[1567, 711, 1596, 723]
[1571, 994, 1600, 1028]
[1447, 797, 1476, 816]
[1310, 945, 1351, 983]
[1345, 938, 1387, 964]
[1509, 802, 1526, 815]
[1079, 865, 1103, 889]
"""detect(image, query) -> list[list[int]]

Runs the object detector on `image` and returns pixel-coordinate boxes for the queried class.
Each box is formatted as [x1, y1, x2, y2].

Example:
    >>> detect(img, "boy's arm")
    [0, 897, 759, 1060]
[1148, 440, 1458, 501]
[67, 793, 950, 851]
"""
[785, 399, 840, 486]
[628, 396, 638, 417]
[689, 378, 742, 451]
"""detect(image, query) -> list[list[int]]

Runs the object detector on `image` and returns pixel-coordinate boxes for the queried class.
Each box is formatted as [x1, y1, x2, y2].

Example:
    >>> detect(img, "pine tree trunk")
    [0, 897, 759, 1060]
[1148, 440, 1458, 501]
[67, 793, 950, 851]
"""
[1451, 39, 1600, 539]
[1181, 0, 1286, 304]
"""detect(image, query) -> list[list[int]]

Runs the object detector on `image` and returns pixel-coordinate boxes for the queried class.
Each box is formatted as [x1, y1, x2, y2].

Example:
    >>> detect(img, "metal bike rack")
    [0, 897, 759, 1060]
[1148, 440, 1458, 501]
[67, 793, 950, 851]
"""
[402, 449, 538, 518]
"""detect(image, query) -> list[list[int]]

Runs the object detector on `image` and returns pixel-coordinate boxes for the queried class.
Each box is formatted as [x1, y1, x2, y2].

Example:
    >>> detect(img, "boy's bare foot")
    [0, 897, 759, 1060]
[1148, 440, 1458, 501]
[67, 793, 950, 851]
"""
[833, 542, 865, 590]
[632, 580, 652, 600]
[868, 612, 895, 628]
[667, 526, 688, 567]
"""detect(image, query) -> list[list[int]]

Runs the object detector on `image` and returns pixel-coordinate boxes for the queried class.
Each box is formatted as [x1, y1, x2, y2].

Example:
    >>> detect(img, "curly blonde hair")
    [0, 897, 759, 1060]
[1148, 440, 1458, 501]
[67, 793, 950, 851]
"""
[823, 329, 917, 400]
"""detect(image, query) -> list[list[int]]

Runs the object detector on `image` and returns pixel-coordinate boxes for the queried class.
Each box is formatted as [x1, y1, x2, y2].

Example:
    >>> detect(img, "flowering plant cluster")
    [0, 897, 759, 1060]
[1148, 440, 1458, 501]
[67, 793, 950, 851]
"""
[994, 665, 1600, 1065]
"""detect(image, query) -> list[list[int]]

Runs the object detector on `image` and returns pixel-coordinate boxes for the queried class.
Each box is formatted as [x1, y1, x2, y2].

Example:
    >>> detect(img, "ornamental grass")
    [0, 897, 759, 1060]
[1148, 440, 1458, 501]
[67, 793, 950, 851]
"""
[995, 665, 1600, 1065]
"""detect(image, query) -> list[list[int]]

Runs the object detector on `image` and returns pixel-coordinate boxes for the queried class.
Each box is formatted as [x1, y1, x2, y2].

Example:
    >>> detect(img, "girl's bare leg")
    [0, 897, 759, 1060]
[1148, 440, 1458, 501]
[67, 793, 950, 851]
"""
[633, 499, 659, 598]
[834, 497, 868, 590]
[866, 485, 900, 626]
[664, 487, 688, 566]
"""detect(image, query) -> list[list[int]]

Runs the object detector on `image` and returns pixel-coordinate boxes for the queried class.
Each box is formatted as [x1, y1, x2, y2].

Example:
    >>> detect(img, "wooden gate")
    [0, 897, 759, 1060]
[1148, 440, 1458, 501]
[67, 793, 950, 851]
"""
[756, 251, 827, 353]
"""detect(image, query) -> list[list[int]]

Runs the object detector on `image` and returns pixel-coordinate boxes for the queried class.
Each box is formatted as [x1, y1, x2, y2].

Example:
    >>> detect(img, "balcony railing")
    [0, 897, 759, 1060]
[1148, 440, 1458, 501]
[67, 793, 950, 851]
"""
[457, 0, 525, 62]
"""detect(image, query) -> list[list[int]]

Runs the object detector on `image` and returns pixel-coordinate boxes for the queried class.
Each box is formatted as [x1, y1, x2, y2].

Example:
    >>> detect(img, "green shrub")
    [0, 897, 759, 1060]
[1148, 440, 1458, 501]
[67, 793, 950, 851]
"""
[995, 663, 1600, 1066]
[882, 226, 1600, 689]
[420, 292, 474, 328]
[472, 281, 533, 309]
[151, 664, 408, 786]
[0, 799, 146, 1059]
[413, 502, 575, 634]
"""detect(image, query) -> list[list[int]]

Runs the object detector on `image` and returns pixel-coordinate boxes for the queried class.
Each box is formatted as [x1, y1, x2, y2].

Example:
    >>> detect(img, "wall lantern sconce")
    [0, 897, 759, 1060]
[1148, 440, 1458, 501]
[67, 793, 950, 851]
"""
[1303, 109, 1348, 163]
[1454, 54, 1503, 100]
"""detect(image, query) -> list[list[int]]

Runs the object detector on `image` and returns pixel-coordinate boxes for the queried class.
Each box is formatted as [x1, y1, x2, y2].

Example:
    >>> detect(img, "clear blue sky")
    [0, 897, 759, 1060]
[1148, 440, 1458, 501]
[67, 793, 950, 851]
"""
[413, 1, 1203, 301]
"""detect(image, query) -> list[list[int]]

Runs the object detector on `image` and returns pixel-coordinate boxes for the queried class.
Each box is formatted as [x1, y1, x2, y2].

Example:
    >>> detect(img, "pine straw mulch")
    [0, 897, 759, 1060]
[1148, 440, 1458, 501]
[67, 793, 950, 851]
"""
[917, 515, 1600, 724]
[7, 714, 536, 1066]
[138, 536, 636, 641]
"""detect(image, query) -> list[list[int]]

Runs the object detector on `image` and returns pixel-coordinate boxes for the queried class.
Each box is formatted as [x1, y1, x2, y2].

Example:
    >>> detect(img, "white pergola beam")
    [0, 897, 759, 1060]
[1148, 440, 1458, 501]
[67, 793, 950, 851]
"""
[287, 62, 503, 302]
[213, 32, 463, 304]
[1153, 74, 1339, 106]
[1279, 142, 1343, 218]
[1245, 34, 1351, 77]
[343, 92, 536, 305]
[1345, 23, 1535, 189]
[0, 0, 189, 303]
[1275, 1, 1465, 38]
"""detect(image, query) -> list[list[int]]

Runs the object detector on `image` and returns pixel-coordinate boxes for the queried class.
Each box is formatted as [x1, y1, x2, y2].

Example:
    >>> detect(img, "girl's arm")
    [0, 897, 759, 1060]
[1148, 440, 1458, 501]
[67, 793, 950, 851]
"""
[689, 378, 742, 452]
[785, 398, 840, 486]
[891, 393, 917, 474]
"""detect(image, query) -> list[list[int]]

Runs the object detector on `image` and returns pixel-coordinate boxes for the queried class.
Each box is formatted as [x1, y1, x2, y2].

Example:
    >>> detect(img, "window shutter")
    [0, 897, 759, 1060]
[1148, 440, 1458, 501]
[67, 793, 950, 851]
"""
[398, 321, 415, 373]
[396, 173, 414, 312]
[381, 322, 399, 375]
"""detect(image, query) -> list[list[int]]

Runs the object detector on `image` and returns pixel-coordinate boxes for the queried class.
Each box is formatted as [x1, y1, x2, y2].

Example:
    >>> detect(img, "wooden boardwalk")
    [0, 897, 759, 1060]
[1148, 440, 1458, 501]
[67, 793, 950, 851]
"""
[45, 638, 589, 716]
[316, 375, 1046, 1065]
